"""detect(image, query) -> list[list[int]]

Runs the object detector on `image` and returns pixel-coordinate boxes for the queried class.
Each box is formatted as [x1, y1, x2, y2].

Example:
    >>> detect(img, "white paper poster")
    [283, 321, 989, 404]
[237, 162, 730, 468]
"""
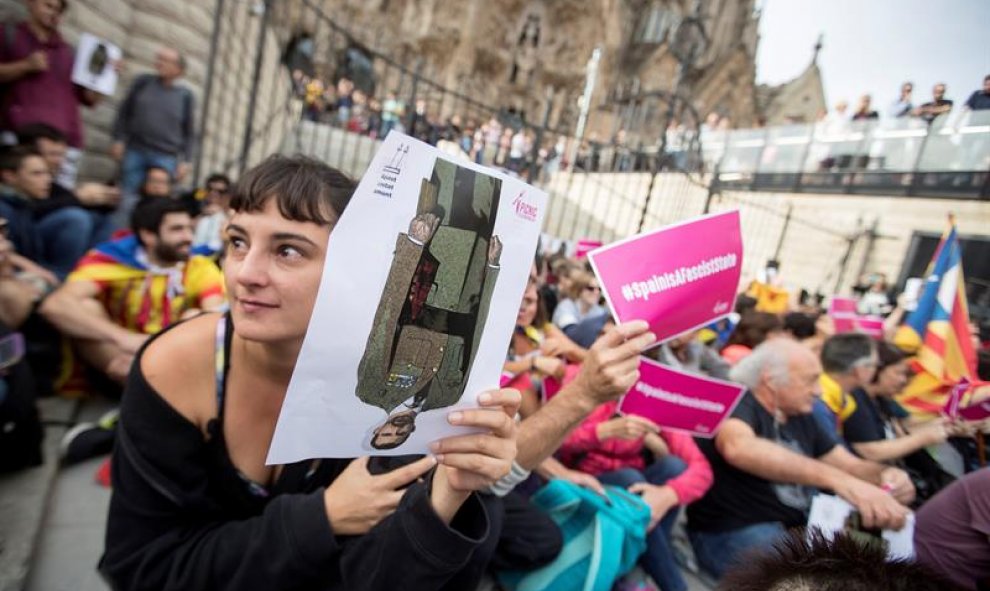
[806, 494, 915, 560]
[267, 132, 547, 462]
[71, 33, 121, 96]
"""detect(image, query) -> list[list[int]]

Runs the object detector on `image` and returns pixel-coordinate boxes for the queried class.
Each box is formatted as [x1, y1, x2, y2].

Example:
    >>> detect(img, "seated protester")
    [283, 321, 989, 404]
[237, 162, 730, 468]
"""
[541, 257, 577, 320]
[38, 197, 224, 384]
[109, 165, 174, 232]
[814, 333, 878, 441]
[783, 311, 827, 355]
[0, 216, 58, 330]
[99, 155, 521, 590]
[504, 273, 586, 417]
[559, 405, 712, 591]
[551, 269, 605, 334]
[687, 339, 914, 580]
[842, 341, 958, 504]
[18, 123, 120, 271]
[139, 165, 173, 200]
[653, 329, 731, 380]
[719, 311, 783, 365]
[191, 173, 232, 256]
[0, 146, 51, 268]
[180, 172, 231, 218]
[719, 529, 961, 591]
[914, 469, 990, 591]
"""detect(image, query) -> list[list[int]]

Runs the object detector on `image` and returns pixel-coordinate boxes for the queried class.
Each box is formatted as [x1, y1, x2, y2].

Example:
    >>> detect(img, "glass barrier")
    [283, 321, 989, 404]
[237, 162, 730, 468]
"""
[917, 110, 990, 172]
[802, 119, 875, 172]
[696, 111, 989, 181]
[700, 128, 728, 170]
[859, 117, 929, 171]
[758, 124, 814, 173]
[720, 128, 768, 173]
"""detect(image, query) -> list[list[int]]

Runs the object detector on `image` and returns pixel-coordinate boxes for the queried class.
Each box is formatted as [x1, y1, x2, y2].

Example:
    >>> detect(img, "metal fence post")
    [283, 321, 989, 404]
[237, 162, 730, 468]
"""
[193, 0, 226, 187]
[239, 0, 271, 176]
[529, 88, 554, 182]
[772, 203, 793, 260]
[405, 60, 423, 136]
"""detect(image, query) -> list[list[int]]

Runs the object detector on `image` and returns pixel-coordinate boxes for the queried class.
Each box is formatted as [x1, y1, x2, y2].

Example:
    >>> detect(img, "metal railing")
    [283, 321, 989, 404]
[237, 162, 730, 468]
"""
[702, 111, 990, 199]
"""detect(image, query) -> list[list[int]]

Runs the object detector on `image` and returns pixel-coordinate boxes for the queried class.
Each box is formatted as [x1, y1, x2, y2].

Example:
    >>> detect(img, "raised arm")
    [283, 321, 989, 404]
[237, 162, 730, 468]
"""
[515, 321, 655, 470]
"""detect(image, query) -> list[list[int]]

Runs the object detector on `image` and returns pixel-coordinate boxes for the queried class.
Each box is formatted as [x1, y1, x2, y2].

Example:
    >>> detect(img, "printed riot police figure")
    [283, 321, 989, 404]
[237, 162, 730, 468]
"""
[358, 159, 502, 450]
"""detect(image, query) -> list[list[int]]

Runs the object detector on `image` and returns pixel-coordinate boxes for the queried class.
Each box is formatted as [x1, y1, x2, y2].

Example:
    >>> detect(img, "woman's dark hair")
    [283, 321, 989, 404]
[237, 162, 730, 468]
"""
[784, 312, 818, 339]
[231, 155, 356, 226]
[726, 311, 783, 349]
[872, 341, 908, 383]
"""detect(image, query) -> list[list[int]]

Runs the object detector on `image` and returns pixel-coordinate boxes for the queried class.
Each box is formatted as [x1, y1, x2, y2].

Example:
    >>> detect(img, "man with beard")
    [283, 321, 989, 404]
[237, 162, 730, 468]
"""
[40, 197, 224, 384]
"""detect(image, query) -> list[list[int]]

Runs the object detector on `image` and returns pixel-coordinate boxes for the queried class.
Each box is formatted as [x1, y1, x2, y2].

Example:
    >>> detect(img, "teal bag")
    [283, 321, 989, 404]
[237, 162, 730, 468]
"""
[497, 479, 651, 591]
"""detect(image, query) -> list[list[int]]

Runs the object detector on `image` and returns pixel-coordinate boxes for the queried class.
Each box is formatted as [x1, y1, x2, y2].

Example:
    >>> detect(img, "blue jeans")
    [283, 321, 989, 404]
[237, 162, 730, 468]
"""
[599, 456, 689, 591]
[35, 206, 94, 279]
[688, 521, 787, 579]
[114, 147, 178, 229]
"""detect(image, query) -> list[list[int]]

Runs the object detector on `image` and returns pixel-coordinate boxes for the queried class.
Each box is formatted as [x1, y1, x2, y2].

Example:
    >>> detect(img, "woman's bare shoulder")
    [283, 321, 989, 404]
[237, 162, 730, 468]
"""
[140, 313, 220, 429]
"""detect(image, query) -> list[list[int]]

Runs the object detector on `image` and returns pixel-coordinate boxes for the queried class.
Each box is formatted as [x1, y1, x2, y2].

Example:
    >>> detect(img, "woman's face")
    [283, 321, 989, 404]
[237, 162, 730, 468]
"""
[224, 199, 331, 345]
[517, 283, 538, 327]
[580, 279, 601, 307]
[874, 360, 910, 397]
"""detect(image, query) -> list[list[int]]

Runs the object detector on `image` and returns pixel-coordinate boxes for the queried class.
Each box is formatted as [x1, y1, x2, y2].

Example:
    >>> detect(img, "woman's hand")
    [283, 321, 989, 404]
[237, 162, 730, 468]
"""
[628, 483, 679, 531]
[323, 455, 437, 535]
[558, 468, 606, 496]
[596, 415, 660, 441]
[429, 389, 521, 523]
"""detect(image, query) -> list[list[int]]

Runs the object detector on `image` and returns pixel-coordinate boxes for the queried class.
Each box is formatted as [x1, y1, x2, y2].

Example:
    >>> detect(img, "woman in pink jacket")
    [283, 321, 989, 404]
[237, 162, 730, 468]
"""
[559, 401, 713, 591]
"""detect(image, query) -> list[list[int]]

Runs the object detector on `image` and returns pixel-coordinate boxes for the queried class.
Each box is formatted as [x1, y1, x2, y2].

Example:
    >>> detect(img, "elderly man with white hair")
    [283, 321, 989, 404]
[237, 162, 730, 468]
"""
[685, 338, 915, 580]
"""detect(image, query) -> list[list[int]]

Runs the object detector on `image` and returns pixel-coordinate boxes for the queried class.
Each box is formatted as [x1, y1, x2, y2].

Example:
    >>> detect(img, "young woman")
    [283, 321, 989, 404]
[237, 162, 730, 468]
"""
[558, 404, 712, 591]
[503, 268, 585, 417]
[100, 155, 520, 591]
[551, 269, 606, 332]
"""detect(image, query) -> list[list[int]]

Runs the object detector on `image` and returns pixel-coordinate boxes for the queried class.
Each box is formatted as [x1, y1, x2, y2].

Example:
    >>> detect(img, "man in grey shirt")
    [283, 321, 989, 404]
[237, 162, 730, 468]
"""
[110, 48, 195, 226]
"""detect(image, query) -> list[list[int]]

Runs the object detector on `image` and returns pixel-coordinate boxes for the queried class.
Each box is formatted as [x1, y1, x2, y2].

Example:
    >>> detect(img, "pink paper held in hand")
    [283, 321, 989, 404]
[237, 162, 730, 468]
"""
[588, 210, 743, 346]
[619, 357, 747, 438]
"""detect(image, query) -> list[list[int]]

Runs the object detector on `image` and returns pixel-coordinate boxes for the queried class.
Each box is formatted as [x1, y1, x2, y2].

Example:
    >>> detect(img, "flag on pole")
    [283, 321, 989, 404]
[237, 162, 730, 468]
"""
[894, 219, 978, 417]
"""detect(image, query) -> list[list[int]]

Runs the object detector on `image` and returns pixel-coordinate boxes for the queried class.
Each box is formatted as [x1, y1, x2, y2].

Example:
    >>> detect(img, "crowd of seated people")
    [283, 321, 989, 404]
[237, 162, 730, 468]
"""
[2, 144, 988, 589]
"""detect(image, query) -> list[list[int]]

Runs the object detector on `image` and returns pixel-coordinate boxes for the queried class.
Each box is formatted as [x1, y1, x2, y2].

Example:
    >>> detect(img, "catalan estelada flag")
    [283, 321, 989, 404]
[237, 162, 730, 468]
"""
[894, 220, 978, 418]
[67, 235, 225, 335]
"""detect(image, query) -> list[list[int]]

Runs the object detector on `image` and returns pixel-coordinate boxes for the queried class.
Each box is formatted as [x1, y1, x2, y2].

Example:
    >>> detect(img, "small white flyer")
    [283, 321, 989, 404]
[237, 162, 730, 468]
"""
[806, 494, 915, 560]
[71, 33, 121, 96]
[267, 132, 547, 462]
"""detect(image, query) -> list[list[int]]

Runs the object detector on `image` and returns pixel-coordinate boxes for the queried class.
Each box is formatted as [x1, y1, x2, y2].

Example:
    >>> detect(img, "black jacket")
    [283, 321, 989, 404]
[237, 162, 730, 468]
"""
[99, 340, 492, 591]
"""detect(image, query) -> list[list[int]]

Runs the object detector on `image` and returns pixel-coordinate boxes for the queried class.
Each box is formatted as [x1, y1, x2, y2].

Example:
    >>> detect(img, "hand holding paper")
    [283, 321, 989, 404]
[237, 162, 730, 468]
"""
[324, 455, 438, 535]
[430, 388, 520, 522]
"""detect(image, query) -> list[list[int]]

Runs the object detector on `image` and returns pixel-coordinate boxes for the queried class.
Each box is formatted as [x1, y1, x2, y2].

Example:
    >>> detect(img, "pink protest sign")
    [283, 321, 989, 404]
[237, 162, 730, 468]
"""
[588, 210, 743, 344]
[829, 297, 884, 338]
[618, 356, 747, 438]
[575, 239, 603, 259]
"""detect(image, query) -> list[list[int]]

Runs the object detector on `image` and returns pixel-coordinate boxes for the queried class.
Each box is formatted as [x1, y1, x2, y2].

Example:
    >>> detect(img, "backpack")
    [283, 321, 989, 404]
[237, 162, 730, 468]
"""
[497, 479, 651, 591]
[0, 326, 43, 472]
